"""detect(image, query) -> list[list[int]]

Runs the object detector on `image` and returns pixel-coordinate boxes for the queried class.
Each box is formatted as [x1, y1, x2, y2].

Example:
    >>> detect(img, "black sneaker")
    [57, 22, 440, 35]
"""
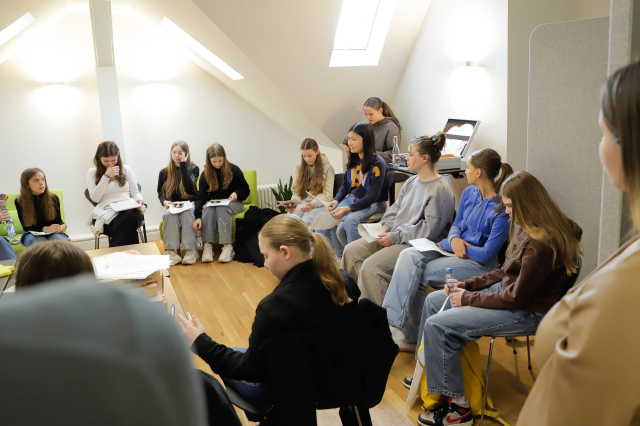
[417, 398, 473, 426]
[403, 376, 413, 389]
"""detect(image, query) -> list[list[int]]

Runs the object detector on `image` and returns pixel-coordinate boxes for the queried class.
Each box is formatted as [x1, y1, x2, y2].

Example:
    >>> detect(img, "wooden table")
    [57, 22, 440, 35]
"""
[86, 242, 186, 322]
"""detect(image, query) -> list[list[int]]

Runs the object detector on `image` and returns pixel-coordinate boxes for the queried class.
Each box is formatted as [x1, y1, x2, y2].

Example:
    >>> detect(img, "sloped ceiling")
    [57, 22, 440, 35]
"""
[0, 0, 430, 147]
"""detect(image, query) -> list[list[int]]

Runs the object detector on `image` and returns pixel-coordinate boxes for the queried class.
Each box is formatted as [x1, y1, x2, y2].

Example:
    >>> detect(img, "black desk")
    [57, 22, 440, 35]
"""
[387, 164, 467, 203]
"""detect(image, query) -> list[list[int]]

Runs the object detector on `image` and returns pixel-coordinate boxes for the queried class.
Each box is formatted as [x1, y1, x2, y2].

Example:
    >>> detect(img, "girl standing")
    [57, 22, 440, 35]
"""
[318, 122, 387, 261]
[87, 142, 144, 248]
[15, 168, 70, 247]
[193, 144, 250, 263]
[286, 138, 335, 226]
[363, 97, 402, 165]
[157, 141, 200, 265]
[342, 133, 456, 306]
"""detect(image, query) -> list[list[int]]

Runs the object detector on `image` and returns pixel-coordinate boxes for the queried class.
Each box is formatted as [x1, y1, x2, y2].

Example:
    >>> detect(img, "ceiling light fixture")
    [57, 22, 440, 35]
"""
[160, 17, 243, 81]
[0, 12, 36, 48]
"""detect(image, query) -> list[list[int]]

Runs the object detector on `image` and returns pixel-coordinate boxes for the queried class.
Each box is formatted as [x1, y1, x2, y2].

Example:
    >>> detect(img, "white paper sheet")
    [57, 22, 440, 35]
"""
[29, 231, 54, 236]
[306, 191, 329, 206]
[408, 238, 456, 257]
[308, 211, 341, 231]
[169, 201, 194, 214]
[357, 223, 385, 243]
[110, 198, 141, 212]
[91, 252, 170, 280]
[204, 199, 231, 207]
[276, 199, 303, 206]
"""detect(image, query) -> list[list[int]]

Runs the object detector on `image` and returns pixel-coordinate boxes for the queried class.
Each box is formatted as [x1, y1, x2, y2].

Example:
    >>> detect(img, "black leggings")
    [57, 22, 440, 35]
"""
[103, 209, 143, 247]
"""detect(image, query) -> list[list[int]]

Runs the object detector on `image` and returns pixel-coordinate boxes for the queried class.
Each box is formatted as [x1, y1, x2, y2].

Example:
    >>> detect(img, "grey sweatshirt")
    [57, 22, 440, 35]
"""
[371, 117, 401, 164]
[381, 175, 456, 245]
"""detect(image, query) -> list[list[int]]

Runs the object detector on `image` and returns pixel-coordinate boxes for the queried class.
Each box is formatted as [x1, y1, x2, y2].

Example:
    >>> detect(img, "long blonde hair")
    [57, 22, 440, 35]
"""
[204, 143, 233, 192]
[293, 138, 324, 199]
[502, 171, 582, 276]
[162, 141, 196, 201]
[601, 61, 640, 231]
[259, 215, 351, 306]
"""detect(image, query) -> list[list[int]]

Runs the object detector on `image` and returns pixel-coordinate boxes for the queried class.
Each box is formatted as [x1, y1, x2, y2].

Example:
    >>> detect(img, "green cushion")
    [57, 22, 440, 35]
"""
[1, 189, 65, 257]
[160, 171, 257, 241]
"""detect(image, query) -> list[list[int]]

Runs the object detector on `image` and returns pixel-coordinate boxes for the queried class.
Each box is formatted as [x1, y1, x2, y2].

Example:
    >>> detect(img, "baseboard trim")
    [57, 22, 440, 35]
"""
[69, 226, 161, 251]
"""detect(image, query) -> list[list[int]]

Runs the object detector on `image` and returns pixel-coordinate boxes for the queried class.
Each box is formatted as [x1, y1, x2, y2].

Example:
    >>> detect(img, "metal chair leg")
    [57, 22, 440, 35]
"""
[95, 235, 99, 250]
[512, 335, 517, 354]
[526, 336, 533, 371]
[143, 222, 148, 243]
[480, 337, 496, 426]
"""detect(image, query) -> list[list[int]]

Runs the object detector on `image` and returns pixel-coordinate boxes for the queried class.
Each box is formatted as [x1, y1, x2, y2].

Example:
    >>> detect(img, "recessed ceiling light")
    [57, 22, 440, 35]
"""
[0, 12, 36, 48]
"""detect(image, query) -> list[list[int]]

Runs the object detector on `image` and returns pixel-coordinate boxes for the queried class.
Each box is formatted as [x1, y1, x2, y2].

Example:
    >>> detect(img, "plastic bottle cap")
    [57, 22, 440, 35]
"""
[446, 268, 452, 273]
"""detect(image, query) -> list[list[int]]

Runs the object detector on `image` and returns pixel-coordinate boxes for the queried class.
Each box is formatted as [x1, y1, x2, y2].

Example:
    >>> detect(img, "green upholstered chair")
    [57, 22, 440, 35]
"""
[0, 190, 66, 258]
[159, 170, 257, 242]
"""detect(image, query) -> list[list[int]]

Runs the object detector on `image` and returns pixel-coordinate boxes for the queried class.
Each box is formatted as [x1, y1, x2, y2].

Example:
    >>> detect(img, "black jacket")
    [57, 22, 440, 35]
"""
[192, 259, 356, 383]
[194, 163, 250, 219]
[156, 162, 199, 205]
[15, 193, 64, 233]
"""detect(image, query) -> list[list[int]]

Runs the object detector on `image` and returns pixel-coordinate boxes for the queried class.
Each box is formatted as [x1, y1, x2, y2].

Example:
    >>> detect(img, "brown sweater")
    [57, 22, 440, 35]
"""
[460, 223, 582, 313]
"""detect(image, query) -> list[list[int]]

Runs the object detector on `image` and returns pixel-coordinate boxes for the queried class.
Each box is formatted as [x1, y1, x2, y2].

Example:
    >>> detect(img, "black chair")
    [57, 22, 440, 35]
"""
[224, 298, 399, 425]
[84, 184, 148, 249]
[479, 259, 583, 426]
[333, 173, 344, 197]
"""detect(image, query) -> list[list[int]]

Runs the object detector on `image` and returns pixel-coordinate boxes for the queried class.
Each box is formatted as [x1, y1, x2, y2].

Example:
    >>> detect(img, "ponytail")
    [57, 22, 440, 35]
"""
[494, 162, 514, 194]
[311, 233, 351, 306]
[260, 215, 351, 307]
[363, 97, 402, 132]
[468, 148, 514, 198]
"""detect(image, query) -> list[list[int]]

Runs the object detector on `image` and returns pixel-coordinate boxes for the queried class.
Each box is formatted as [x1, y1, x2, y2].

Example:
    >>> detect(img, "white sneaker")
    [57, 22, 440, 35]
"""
[182, 250, 198, 265]
[164, 249, 182, 265]
[218, 244, 235, 263]
[202, 243, 214, 263]
[390, 324, 417, 352]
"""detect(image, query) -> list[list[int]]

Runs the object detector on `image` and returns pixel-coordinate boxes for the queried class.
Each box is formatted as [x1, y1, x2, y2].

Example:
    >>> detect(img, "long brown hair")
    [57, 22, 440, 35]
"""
[204, 144, 233, 192]
[259, 215, 351, 306]
[93, 141, 126, 187]
[601, 61, 640, 231]
[16, 240, 95, 289]
[162, 141, 197, 201]
[293, 138, 324, 199]
[502, 171, 582, 276]
[469, 148, 514, 211]
[17, 168, 56, 227]
[409, 132, 447, 168]
[363, 97, 402, 132]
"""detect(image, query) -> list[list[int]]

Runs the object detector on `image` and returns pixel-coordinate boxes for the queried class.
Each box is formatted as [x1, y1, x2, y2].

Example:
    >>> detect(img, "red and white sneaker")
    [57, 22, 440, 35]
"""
[417, 398, 473, 426]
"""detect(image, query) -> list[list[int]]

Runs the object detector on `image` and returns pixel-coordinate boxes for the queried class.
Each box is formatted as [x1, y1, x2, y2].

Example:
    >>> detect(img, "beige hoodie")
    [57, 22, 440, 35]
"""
[292, 153, 335, 208]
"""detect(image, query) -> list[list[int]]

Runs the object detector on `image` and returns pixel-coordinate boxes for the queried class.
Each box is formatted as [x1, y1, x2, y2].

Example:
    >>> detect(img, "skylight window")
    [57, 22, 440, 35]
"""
[330, 0, 397, 67]
[160, 17, 244, 81]
[0, 12, 35, 48]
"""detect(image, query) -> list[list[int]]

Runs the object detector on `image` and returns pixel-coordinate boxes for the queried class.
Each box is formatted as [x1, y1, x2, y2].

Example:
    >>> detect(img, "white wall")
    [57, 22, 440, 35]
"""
[0, 12, 342, 241]
[392, 0, 508, 199]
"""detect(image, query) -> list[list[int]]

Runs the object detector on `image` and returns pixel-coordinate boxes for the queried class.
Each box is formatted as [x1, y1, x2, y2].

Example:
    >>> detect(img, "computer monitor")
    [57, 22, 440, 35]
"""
[442, 119, 480, 158]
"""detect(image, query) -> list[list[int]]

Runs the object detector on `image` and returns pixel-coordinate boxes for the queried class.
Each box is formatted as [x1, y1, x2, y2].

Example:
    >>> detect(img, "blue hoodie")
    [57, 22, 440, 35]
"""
[335, 154, 387, 212]
[438, 186, 510, 265]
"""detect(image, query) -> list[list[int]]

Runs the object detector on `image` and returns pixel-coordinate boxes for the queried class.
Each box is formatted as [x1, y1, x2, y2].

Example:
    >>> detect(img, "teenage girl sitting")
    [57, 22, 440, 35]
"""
[15, 168, 70, 248]
[286, 138, 335, 226]
[157, 141, 199, 265]
[193, 143, 250, 263]
[318, 122, 387, 262]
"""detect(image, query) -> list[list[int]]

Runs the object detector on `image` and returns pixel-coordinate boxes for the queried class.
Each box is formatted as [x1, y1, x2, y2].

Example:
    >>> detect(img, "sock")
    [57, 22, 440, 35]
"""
[452, 396, 467, 404]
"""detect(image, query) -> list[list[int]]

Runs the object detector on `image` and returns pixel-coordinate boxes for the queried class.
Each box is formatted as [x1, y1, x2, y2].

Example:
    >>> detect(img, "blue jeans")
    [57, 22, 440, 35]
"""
[0, 237, 17, 261]
[418, 283, 544, 397]
[291, 205, 324, 226]
[382, 247, 497, 344]
[221, 347, 271, 411]
[317, 194, 384, 257]
[21, 231, 70, 248]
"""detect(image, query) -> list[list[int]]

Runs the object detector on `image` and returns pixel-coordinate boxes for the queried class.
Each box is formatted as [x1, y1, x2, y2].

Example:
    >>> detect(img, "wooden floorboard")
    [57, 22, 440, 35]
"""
[155, 241, 536, 425]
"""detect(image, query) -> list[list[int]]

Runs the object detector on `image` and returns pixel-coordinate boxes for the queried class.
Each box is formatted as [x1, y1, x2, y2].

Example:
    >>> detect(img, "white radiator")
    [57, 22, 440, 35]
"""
[257, 184, 279, 211]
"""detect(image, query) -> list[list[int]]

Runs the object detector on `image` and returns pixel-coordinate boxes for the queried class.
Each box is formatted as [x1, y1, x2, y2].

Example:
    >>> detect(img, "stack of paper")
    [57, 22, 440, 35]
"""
[306, 191, 329, 206]
[91, 252, 170, 281]
[408, 238, 456, 257]
[110, 199, 141, 212]
[205, 199, 231, 207]
[169, 201, 194, 214]
[0, 264, 14, 278]
[357, 223, 385, 243]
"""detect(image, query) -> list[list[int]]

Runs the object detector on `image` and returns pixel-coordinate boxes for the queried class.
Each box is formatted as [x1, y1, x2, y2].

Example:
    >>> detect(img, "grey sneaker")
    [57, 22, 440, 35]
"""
[390, 324, 417, 352]
[164, 249, 182, 265]
[218, 244, 235, 263]
[182, 250, 198, 265]
[202, 243, 214, 263]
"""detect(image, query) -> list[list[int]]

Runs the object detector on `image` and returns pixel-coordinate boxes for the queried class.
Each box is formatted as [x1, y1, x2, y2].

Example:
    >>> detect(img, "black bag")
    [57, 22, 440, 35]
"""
[234, 206, 280, 267]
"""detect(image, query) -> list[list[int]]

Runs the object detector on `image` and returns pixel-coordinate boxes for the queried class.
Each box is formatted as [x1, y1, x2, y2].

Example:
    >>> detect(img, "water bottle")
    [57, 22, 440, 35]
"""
[392, 135, 401, 165]
[195, 230, 203, 249]
[445, 268, 457, 294]
[6, 220, 16, 241]
[0, 198, 7, 224]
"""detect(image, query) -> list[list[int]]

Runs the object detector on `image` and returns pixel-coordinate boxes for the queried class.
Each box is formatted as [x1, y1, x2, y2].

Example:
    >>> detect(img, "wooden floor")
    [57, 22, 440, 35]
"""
[155, 241, 538, 426]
